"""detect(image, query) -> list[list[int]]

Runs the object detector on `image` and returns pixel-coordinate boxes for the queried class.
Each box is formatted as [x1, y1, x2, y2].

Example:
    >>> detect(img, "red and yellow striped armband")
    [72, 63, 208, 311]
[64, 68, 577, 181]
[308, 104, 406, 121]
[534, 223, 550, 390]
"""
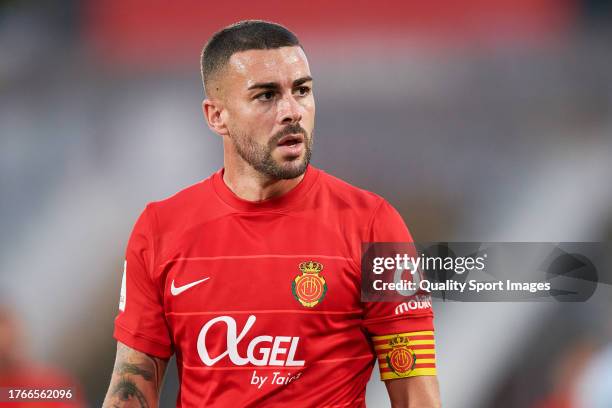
[372, 330, 437, 380]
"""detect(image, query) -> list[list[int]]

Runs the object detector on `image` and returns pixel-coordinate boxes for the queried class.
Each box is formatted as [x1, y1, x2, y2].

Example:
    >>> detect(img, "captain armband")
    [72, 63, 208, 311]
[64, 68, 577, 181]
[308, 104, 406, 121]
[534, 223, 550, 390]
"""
[372, 330, 437, 380]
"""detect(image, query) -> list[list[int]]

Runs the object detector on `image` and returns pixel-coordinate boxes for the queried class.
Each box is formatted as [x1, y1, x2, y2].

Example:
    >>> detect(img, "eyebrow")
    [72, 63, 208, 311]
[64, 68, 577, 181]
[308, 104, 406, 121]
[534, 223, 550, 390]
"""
[247, 76, 313, 91]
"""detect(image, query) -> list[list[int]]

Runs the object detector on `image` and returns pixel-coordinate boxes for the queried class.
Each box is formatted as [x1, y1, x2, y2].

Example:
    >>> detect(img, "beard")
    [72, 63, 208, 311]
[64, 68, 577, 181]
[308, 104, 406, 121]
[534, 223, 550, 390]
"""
[229, 123, 313, 180]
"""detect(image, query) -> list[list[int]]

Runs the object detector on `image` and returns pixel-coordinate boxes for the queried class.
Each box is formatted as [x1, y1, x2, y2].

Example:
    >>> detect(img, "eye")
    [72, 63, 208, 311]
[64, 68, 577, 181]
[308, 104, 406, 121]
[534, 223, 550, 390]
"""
[295, 86, 311, 96]
[256, 91, 275, 101]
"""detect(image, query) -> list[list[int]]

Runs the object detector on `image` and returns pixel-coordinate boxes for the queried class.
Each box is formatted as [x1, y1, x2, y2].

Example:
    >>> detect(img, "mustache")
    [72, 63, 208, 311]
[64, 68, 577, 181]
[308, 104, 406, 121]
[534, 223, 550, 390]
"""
[270, 124, 308, 144]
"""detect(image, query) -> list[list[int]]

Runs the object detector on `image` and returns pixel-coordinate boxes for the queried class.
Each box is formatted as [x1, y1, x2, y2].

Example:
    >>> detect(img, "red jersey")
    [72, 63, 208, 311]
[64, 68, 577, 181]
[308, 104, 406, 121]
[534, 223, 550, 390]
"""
[114, 165, 436, 407]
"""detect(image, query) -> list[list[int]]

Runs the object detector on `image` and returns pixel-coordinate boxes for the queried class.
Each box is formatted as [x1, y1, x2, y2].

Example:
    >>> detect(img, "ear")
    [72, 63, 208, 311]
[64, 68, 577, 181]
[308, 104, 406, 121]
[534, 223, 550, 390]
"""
[203, 99, 229, 137]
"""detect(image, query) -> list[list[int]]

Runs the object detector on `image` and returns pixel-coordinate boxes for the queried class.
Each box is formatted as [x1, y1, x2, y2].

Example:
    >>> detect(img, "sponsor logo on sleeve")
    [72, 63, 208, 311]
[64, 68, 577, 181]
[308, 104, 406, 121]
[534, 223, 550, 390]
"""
[119, 260, 127, 312]
[394, 295, 432, 315]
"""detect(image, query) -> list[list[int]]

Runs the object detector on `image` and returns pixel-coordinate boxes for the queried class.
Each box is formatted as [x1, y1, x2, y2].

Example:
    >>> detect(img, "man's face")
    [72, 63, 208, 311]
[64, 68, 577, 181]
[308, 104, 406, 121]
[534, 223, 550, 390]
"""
[215, 46, 315, 179]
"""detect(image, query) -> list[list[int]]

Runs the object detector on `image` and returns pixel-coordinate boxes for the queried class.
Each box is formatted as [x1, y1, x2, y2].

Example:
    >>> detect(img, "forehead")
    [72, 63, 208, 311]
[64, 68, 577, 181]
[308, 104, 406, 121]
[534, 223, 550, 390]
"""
[225, 46, 311, 87]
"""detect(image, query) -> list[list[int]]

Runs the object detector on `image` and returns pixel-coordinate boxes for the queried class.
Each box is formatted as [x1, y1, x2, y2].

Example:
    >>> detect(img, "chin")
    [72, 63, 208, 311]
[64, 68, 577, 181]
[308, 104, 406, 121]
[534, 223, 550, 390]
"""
[274, 159, 309, 179]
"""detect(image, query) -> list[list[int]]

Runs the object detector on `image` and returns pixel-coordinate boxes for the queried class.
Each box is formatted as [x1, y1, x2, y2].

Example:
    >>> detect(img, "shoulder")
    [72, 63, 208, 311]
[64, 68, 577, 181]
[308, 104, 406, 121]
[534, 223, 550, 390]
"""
[142, 173, 217, 231]
[315, 167, 386, 213]
[151, 177, 210, 211]
[313, 168, 411, 245]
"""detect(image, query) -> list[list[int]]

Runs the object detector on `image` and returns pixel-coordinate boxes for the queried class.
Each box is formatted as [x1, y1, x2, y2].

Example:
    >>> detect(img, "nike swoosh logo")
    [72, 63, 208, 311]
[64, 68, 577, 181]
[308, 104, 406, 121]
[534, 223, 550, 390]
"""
[170, 277, 210, 296]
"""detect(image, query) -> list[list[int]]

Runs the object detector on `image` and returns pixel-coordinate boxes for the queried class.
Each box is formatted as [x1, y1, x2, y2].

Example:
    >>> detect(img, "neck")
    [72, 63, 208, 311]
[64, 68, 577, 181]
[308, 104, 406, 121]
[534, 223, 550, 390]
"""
[222, 148, 305, 202]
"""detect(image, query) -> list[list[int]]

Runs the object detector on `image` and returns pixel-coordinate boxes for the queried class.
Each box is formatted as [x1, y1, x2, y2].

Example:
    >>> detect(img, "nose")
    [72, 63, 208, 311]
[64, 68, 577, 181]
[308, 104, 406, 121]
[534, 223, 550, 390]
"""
[277, 93, 302, 125]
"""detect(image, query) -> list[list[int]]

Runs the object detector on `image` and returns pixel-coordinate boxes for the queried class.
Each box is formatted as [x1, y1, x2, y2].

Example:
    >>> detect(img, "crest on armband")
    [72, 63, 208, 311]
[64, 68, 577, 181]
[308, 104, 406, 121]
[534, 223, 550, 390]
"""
[385, 335, 416, 376]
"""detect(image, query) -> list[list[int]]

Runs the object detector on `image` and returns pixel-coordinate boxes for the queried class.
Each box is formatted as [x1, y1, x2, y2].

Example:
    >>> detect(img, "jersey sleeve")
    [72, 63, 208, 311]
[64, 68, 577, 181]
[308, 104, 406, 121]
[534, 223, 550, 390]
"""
[113, 205, 174, 359]
[362, 199, 437, 380]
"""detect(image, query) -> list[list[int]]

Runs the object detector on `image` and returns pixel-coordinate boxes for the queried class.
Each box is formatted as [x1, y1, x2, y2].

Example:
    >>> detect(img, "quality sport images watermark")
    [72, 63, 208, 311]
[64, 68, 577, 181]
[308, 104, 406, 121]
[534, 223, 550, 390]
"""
[361, 242, 611, 302]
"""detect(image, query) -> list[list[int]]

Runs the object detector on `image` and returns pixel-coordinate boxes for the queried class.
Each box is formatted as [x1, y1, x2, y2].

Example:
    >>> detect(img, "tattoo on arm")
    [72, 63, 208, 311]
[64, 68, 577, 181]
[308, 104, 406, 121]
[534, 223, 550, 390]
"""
[103, 342, 169, 408]
[111, 378, 149, 408]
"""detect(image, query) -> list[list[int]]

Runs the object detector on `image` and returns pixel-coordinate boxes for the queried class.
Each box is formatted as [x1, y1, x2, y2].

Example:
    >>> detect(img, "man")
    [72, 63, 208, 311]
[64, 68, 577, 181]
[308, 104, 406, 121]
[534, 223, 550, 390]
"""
[103, 20, 440, 407]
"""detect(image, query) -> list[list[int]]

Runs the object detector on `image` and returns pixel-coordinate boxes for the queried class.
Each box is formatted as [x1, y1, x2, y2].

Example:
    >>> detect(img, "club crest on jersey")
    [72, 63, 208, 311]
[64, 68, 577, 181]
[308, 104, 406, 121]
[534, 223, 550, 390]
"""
[291, 261, 327, 308]
[385, 336, 416, 376]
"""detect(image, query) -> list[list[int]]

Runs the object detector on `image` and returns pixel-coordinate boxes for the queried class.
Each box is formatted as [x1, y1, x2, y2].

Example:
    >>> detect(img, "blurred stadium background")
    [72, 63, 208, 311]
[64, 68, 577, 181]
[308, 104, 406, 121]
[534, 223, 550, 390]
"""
[1, 0, 611, 406]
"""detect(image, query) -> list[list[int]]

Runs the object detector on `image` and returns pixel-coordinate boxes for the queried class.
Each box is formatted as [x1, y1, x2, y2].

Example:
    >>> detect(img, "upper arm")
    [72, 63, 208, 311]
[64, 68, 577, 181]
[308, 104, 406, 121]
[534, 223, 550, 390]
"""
[103, 341, 169, 408]
[385, 376, 441, 408]
[114, 206, 174, 358]
[365, 199, 440, 406]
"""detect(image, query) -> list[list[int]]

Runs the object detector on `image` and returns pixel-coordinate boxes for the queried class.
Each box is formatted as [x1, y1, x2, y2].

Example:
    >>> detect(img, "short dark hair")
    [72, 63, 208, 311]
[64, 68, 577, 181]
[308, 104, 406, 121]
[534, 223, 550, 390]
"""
[201, 20, 301, 96]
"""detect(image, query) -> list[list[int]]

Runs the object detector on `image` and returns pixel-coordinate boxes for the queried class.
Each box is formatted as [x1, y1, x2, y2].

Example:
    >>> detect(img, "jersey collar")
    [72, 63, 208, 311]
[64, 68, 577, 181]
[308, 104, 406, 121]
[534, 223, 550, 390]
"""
[212, 165, 319, 212]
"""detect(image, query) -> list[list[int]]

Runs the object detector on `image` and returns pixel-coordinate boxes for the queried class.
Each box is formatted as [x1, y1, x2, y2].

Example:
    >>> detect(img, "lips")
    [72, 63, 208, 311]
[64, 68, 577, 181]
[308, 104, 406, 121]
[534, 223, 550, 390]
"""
[276, 133, 305, 157]
[277, 133, 305, 147]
